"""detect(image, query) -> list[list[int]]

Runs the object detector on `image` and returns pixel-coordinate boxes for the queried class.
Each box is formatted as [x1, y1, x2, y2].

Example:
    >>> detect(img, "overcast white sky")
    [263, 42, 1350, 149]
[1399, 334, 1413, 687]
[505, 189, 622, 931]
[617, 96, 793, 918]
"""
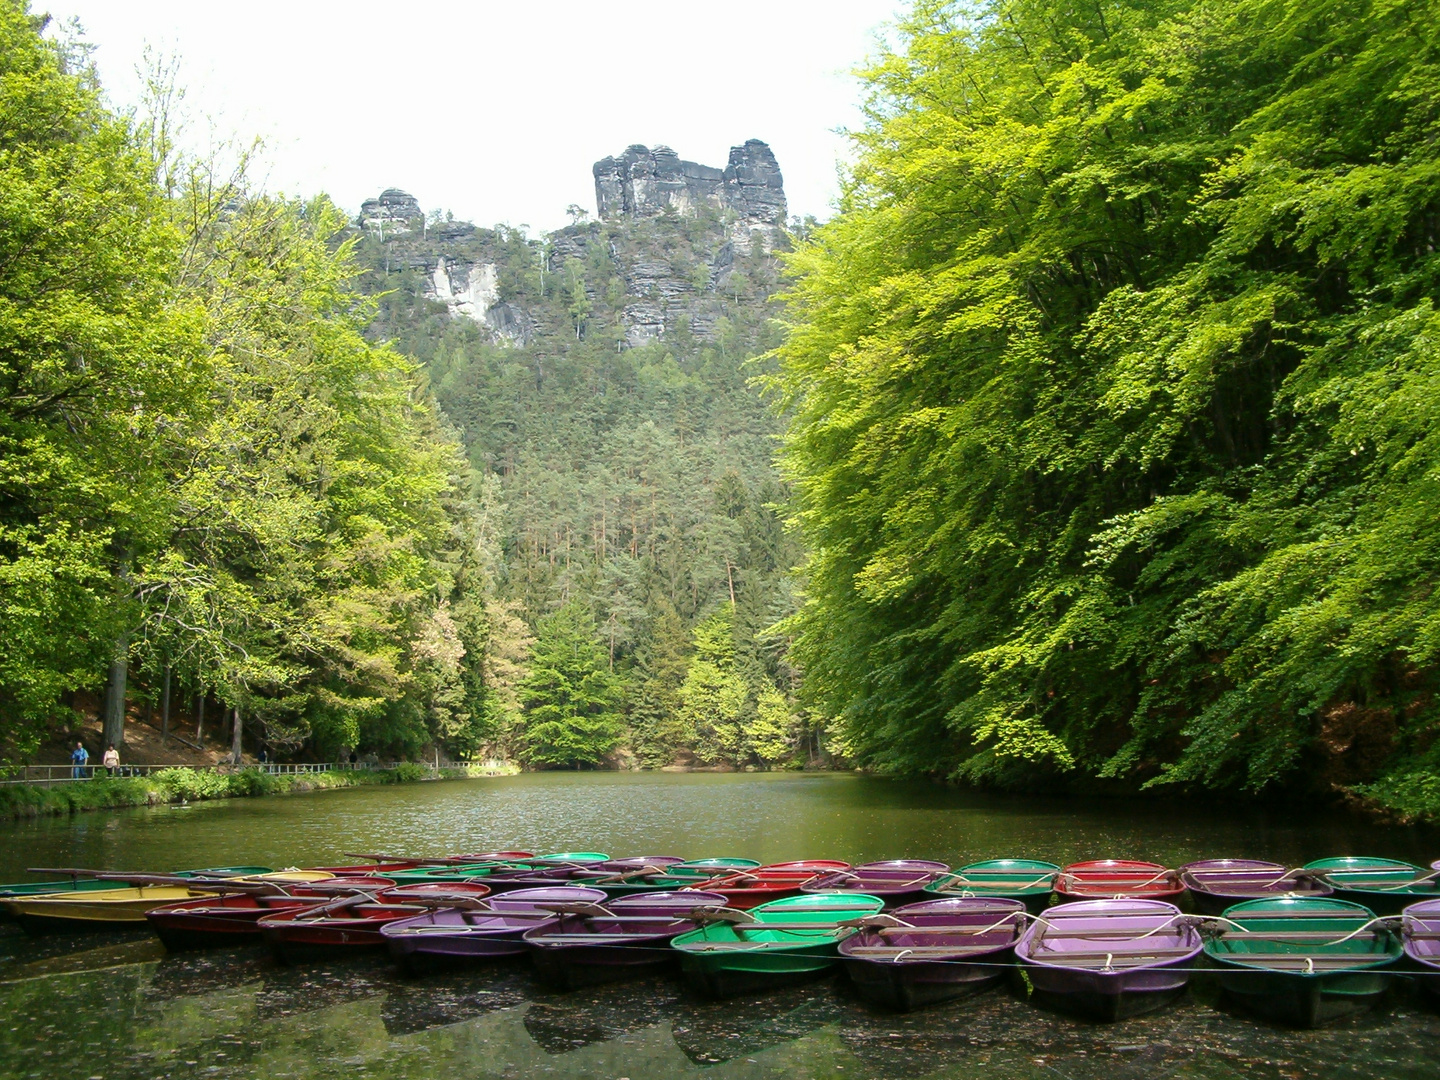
[42, 1, 904, 233]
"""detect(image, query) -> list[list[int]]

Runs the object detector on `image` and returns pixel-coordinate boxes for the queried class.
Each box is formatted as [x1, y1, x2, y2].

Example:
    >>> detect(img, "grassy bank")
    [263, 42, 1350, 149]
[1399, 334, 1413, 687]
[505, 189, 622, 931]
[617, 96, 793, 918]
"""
[0, 763, 513, 819]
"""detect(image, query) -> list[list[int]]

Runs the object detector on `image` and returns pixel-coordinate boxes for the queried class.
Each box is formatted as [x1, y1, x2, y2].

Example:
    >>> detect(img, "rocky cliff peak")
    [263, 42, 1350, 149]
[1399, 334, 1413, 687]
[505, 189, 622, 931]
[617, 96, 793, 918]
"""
[593, 140, 786, 237]
[359, 188, 424, 232]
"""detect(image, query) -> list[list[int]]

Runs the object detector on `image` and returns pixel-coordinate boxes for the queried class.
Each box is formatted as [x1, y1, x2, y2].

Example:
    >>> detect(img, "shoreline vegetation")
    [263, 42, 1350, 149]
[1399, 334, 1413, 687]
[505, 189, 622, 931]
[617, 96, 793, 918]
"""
[0, 763, 517, 820]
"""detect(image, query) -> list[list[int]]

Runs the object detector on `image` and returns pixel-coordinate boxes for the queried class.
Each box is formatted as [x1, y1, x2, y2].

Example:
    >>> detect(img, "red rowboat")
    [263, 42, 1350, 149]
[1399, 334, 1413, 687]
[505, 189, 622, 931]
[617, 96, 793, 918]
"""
[259, 899, 426, 963]
[145, 893, 320, 951]
[377, 882, 491, 903]
[1055, 860, 1183, 901]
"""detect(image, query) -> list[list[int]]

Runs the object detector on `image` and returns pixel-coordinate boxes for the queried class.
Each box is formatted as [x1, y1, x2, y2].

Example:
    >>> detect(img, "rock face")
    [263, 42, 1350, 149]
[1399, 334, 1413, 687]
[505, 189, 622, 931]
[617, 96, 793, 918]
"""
[358, 138, 784, 348]
[593, 140, 786, 241]
[359, 188, 424, 232]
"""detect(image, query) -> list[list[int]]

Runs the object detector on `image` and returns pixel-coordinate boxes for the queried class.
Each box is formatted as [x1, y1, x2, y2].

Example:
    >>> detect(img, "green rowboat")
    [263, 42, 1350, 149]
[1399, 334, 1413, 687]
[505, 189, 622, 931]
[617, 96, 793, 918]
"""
[1303, 858, 1439, 916]
[671, 891, 883, 997]
[1204, 897, 1400, 1028]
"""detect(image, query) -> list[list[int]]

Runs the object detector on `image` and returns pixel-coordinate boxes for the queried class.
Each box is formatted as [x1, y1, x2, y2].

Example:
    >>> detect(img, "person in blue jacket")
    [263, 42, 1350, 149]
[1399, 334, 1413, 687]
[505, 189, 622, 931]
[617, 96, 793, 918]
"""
[70, 741, 89, 779]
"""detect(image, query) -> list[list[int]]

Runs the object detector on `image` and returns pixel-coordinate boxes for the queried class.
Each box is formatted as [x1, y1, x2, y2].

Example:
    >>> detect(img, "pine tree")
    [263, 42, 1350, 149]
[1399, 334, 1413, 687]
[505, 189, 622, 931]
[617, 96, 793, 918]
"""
[519, 603, 624, 767]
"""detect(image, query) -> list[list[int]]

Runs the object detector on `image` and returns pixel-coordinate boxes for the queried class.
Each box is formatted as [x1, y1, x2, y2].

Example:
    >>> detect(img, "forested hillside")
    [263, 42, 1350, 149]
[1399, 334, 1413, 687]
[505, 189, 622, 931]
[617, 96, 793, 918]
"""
[348, 151, 815, 769]
[775, 0, 1440, 817]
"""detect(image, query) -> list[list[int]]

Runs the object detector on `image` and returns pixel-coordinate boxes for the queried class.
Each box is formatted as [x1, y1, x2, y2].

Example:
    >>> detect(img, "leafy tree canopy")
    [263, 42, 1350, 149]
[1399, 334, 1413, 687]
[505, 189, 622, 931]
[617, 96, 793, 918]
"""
[775, 0, 1440, 810]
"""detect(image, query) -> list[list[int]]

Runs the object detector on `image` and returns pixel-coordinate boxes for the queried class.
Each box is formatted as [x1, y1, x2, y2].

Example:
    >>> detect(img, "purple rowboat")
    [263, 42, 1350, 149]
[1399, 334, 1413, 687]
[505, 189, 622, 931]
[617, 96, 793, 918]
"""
[802, 864, 947, 907]
[1180, 859, 1332, 915]
[1402, 897, 1440, 999]
[381, 886, 605, 974]
[839, 897, 1026, 1011]
[1015, 899, 1202, 1021]
[523, 889, 727, 989]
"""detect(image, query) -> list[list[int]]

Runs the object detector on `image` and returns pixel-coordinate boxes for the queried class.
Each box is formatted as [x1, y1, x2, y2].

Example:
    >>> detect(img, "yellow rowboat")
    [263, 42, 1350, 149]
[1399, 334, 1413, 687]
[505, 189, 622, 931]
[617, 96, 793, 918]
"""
[3, 886, 227, 933]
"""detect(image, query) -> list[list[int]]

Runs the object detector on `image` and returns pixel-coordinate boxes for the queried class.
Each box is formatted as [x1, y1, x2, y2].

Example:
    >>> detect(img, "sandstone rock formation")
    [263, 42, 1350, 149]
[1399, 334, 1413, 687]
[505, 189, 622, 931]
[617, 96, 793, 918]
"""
[593, 140, 786, 242]
[359, 188, 424, 232]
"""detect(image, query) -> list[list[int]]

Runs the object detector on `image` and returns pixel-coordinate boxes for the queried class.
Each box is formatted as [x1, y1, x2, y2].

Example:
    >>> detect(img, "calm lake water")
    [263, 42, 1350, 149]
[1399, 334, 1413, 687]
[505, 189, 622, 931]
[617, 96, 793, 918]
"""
[2, 772, 1439, 1079]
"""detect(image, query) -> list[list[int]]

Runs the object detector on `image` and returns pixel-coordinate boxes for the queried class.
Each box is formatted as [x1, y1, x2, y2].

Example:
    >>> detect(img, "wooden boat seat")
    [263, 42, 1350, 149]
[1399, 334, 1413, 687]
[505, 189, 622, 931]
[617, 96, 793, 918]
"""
[1027, 948, 1195, 966]
[846, 943, 1011, 958]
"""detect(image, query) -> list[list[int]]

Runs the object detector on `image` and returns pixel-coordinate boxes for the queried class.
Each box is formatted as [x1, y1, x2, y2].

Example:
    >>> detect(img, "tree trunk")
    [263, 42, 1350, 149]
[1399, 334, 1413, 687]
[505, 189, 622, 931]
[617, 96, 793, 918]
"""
[160, 664, 172, 744]
[195, 692, 205, 742]
[230, 706, 242, 764]
[101, 633, 129, 750]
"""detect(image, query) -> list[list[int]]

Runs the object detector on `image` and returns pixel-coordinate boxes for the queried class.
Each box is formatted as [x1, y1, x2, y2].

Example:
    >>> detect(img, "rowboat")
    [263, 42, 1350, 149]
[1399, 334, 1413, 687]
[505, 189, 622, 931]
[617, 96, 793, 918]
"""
[839, 897, 1026, 1010]
[259, 898, 426, 963]
[671, 857, 761, 877]
[0, 865, 272, 907]
[761, 860, 850, 872]
[802, 863, 946, 906]
[670, 891, 883, 997]
[381, 863, 530, 885]
[3, 884, 232, 934]
[532, 851, 610, 865]
[1054, 860, 1184, 901]
[1180, 859, 1332, 915]
[377, 882, 491, 904]
[924, 860, 1060, 913]
[381, 886, 607, 974]
[145, 893, 320, 950]
[686, 868, 823, 910]
[1401, 897, 1440, 999]
[1014, 899, 1202, 1020]
[1203, 897, 1400, 1027]
[524, 889, 728, 989]
[1306, 858, 1439, 915]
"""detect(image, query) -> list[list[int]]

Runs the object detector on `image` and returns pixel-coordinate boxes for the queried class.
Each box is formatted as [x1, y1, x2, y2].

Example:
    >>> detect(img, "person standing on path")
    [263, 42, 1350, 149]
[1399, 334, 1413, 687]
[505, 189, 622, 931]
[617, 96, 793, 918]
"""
[101, 744, 119, 776]
[70, 741, 89, 779]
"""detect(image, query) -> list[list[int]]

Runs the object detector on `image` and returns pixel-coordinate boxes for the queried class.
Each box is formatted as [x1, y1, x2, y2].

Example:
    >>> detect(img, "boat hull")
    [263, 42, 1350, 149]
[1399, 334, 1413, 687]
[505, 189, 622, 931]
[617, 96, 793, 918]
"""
[843, 953, 1009, 1010]
[678, 940, 843, 997]
[3, 886, 215, 934]
[530, 933, 680, 989]
[1213, 961, 1393, 1027]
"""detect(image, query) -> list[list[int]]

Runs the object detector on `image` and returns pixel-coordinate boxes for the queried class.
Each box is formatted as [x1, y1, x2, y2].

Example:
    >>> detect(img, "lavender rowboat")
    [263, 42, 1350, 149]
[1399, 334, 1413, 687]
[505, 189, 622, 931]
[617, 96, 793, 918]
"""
[381, 886, 605, 974]
[839, 897, 1026, 1010]
[1015, 899, 1202, 1021]
[802, 863, 947, 907]
[1402, 897, 1440, 1000]
[1180, 859, 1332, 915]
[523, 889, 727, 989]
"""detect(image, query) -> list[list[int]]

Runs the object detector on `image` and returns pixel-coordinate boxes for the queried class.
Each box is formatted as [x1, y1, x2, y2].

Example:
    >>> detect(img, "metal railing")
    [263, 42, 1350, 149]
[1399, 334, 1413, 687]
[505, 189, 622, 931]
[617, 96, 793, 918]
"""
[0, 760, 405, 787]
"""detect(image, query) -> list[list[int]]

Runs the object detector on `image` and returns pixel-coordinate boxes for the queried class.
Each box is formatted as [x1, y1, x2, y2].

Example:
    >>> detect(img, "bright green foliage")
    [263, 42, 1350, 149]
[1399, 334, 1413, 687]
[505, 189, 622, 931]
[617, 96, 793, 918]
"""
[775, 0, 1440, 805]
[0, 2, 499, 766]
[750, 683, 797, 764]
[519, 603, 625, 767]
[0, 4, 197, 760]
[677, 605, 749, 762]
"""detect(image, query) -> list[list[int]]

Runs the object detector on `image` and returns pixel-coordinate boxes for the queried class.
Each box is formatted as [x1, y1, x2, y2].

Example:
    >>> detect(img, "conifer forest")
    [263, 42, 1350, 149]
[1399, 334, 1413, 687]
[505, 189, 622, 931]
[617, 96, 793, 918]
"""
[5, 0, 1440, 822]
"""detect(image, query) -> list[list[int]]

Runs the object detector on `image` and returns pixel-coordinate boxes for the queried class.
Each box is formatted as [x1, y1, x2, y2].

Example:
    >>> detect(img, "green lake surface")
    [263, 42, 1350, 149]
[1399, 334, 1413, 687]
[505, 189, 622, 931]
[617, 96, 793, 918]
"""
[2, 771, 1439, 1079]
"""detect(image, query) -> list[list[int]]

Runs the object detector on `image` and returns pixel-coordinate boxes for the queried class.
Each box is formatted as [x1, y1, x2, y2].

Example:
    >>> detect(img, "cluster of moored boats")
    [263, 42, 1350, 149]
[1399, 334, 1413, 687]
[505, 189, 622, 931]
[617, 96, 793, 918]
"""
[4, 852, 1440, 1027]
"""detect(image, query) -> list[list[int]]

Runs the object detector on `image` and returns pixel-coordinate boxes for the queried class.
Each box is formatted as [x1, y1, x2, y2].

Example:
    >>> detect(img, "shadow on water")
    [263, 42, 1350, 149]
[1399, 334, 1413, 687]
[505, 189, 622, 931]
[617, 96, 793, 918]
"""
[2, 773, 1440, 1077]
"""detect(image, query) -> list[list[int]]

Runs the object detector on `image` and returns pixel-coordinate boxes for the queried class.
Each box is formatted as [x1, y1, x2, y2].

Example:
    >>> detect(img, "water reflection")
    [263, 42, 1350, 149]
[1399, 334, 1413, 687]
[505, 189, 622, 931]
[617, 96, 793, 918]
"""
[3, 924, 1440, 1080]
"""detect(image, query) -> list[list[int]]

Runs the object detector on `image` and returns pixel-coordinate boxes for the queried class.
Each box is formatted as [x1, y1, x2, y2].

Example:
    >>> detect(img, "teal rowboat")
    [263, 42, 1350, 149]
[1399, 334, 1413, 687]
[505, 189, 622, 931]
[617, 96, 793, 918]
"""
[671, 891, 883, 997]
[924, 860, 1060, 913]
[1204, 897, 1400, 1028]
[0, 866, 272, 915]
[1304, 858, 1439, 916]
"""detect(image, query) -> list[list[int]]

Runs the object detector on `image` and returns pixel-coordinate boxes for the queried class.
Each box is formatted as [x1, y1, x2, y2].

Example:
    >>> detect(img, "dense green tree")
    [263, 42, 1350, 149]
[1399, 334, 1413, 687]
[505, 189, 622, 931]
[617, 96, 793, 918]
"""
[677, 605, 748, 763]
[519, 602, 625, 767]
[775, 0, 1440, 813]
[0, 3, 197, 760]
